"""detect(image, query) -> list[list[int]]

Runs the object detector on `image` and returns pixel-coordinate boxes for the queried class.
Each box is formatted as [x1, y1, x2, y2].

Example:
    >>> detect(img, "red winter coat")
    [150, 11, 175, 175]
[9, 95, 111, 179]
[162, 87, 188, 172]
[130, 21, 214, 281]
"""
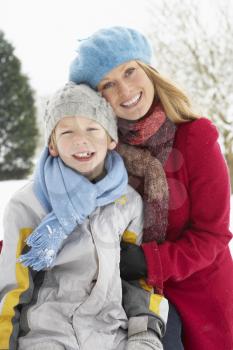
[142, 118, 233, 350]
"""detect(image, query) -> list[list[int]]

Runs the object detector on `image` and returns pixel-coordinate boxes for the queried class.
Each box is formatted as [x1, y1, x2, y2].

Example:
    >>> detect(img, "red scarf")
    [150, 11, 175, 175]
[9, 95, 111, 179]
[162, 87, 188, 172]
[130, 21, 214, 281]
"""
[118, 103, 166, 145]
[117, 104, 176, 243]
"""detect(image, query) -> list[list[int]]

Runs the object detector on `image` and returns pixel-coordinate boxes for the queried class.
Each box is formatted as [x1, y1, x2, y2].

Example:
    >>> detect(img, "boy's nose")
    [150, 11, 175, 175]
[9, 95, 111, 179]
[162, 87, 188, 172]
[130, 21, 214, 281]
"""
[73, 131, 88, 144]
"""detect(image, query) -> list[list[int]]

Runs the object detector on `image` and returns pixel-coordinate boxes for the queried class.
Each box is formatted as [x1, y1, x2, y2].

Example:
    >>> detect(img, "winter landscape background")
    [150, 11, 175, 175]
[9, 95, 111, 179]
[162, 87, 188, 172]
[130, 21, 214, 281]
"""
[0, 0, 233, 256]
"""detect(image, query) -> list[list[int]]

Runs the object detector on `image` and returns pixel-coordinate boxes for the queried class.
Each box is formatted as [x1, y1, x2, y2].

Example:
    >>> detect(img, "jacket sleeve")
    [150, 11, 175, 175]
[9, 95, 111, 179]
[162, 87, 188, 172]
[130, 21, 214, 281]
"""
[0, 193, 40, 350]
[142, 118, 232, 286]
[121, 189, 144, 246]
[121, 189, 168, 338]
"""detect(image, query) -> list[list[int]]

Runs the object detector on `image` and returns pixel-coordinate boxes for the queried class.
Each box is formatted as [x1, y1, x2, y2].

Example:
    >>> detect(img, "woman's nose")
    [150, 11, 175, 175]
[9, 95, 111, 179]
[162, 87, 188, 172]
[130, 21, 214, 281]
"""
[118, 81, 131, 97]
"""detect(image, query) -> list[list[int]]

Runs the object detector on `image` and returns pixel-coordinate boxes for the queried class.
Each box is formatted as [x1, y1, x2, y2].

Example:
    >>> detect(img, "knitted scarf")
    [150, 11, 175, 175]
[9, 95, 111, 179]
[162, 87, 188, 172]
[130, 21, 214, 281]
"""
[118, 103, 176, 243]
[19, 148, 128, 271]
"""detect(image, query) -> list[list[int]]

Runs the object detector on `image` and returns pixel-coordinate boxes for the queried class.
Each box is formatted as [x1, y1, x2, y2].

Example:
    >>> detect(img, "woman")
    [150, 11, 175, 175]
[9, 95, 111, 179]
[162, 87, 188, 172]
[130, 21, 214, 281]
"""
[69, 26, 233, 350]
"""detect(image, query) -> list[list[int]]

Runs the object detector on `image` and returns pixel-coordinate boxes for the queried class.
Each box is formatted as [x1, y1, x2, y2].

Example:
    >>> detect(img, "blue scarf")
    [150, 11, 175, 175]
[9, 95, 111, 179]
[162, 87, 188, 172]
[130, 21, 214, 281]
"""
[19, 148, 128, 271]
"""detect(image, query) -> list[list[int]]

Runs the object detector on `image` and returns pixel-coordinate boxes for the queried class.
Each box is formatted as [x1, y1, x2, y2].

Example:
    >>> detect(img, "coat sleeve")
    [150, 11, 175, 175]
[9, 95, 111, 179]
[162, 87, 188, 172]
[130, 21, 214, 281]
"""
[0, 191, 40, 350]
[142, 118, 232, 286]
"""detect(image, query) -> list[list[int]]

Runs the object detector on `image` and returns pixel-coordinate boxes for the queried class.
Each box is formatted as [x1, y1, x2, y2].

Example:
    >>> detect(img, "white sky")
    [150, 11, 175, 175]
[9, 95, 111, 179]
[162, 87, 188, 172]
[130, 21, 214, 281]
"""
[0, 0, 151, 96]
[0, 0, 226, 97]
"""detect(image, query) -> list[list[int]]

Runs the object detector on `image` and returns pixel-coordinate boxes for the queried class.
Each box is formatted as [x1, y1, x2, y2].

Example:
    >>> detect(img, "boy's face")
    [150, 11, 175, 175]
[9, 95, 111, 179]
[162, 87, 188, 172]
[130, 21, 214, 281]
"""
[49, 116, 116, 181]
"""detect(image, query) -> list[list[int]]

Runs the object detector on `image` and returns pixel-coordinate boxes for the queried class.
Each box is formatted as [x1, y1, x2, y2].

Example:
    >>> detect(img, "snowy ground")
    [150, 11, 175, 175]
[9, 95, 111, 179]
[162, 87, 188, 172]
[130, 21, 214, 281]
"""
[0, 180, 233, 256]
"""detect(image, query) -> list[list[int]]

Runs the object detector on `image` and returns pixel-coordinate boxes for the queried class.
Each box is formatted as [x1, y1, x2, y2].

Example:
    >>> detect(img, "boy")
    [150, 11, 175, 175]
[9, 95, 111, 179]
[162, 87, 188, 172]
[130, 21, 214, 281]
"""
[0, 83, 168, 350]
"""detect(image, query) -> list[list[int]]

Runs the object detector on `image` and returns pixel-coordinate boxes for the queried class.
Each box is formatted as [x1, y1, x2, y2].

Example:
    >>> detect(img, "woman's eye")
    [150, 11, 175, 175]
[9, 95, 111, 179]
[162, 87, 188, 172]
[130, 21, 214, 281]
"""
[102, 81, 114, 90]
[125, 67, 135, 77]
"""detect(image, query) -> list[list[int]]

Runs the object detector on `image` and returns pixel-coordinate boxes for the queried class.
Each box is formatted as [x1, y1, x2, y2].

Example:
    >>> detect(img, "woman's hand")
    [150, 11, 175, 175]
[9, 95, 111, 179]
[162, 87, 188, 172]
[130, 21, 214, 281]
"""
[120, 241, 147, 280]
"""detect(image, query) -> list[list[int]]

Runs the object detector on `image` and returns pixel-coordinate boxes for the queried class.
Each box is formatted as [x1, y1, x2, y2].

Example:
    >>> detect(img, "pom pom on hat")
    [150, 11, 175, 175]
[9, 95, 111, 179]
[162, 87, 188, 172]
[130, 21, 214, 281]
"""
[69, 26, 152, 89]
[44, 82, 118, 144]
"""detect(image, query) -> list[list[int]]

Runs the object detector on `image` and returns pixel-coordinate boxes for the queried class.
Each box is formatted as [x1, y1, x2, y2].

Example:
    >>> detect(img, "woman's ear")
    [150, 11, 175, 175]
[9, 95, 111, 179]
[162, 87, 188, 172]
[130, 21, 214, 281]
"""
[48, 143, 59, 157]
[108, 140, 117, 151]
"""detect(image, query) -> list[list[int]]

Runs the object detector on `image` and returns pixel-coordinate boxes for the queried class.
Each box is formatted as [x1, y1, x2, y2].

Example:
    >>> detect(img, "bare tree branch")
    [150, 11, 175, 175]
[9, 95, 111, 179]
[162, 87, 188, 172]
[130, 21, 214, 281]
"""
[146, 0, 233, 188]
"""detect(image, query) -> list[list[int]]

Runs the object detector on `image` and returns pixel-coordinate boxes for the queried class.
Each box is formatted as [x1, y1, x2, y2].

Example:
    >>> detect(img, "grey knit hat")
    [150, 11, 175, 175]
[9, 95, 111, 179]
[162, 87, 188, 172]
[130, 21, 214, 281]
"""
[44, 82, 118, 144]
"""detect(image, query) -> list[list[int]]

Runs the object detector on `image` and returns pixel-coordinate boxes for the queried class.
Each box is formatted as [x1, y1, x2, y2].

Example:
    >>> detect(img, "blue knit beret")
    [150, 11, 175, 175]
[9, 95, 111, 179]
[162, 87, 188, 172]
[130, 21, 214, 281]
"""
[69, 26, 152, 89]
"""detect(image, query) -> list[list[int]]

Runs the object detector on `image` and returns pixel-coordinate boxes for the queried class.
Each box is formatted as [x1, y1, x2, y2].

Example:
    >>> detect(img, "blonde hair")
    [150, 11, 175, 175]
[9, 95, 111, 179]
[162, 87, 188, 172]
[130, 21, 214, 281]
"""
[48, 128, 57, 150]
[137, 61, 199, 123]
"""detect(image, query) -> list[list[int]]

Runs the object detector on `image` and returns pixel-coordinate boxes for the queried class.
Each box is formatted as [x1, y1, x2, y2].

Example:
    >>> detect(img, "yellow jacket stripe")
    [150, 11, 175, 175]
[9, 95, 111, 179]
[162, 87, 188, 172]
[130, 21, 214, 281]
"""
[0, 228, 32, 349]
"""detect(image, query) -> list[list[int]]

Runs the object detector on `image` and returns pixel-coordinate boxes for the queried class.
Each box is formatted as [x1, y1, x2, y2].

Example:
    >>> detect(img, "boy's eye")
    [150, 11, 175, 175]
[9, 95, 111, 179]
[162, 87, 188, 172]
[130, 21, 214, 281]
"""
[125, 67, 136, 77]
[87, 127, 100, 131]
[61, 130, 72, 135]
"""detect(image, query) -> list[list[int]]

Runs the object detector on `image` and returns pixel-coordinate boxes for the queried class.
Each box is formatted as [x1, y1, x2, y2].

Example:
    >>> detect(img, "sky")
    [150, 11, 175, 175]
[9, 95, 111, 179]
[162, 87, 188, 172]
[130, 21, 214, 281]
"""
[0, 0, 151, 96]
[0, 0, 223, 97]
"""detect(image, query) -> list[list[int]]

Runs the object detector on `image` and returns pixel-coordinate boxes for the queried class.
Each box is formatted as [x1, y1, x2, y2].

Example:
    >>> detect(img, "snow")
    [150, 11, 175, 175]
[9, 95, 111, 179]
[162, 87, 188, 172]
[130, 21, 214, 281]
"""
[0, 180, 232, 256]
[0, 180, 28, 239]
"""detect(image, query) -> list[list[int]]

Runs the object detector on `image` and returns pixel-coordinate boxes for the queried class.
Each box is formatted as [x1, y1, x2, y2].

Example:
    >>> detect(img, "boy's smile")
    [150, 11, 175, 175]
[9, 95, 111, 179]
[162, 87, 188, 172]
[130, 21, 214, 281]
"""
[49, 116, 116, 181]
[73, 151, 94, 160]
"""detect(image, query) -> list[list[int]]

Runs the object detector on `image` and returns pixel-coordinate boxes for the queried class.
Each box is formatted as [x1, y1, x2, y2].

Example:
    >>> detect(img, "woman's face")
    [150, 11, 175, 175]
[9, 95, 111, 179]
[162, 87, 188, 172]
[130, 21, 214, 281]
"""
[98, 61, 155, 121]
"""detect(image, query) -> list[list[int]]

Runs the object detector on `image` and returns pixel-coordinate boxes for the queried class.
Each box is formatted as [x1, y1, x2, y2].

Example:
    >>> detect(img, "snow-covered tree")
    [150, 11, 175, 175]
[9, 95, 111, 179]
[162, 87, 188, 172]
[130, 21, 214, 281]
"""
[147, 0, 233, 190]
[0, 31, 38, 180]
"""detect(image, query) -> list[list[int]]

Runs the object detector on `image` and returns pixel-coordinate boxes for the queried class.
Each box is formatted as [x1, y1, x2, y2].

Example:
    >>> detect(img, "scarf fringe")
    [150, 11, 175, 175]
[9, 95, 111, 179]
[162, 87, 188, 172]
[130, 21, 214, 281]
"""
[19, 247, 56, 270]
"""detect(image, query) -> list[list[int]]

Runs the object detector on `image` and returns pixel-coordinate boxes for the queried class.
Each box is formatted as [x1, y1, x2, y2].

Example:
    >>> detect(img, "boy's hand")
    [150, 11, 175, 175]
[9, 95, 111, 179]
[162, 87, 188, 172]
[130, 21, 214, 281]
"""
[120, 241, 147, 280]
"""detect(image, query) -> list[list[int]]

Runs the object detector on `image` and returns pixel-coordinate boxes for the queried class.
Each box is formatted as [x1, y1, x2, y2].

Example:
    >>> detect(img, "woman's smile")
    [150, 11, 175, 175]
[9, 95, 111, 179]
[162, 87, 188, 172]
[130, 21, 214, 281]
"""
[120, 92, 142, 108]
